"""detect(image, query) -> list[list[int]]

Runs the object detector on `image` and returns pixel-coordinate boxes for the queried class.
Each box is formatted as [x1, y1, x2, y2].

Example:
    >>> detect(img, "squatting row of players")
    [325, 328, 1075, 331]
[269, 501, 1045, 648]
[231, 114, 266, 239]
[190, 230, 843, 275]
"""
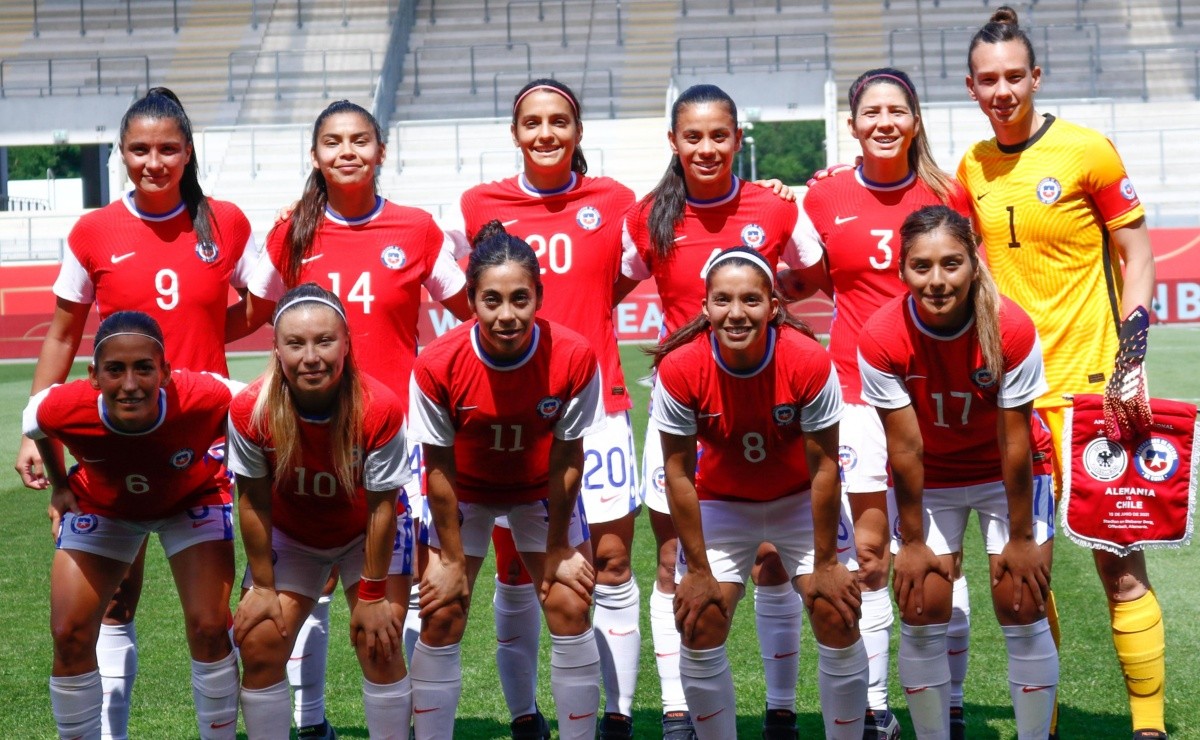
[15, 7, 1170, 740]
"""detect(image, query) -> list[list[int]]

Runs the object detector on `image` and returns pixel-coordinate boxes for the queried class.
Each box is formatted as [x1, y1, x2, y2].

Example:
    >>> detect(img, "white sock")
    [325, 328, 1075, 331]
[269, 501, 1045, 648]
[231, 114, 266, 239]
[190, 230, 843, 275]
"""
[859, 587, 894, 712]
[493, 579, 541, 718]
[240, 680, 291, 740]
[754, 583, 803, 711]
[549, 630, 601, 740]
[948, 575, 971, 708]
[592, 577, 641, 716]
[96, 622, 136, 740]
[679, 645, 736, 739]
[411, 640, 462, 739]
[403, 583, 421, 664]
[288, 593, 331, 728]
[817, 640, 869, 739]
[650, 584, 687, 712]
[192, 651, 239, 739]
[1003, 620, 1058, 740]
[363, 675, 413, 738]
[50, 670, 103, 740]
[898, 621, 951, 739]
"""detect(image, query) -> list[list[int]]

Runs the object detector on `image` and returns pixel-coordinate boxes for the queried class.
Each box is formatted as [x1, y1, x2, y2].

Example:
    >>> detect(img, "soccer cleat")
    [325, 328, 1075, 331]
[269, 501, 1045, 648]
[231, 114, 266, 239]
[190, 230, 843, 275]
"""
[1132, 731, 1168, 740]
[509, 709, 551, 740]
[949, 705, 965, 740]
[762, 706, 798, 739]
[598, 712, 634, 739]
[297, 718, 337, 740]
[863, 708, 901, 740]
[662, 710, 697, 740]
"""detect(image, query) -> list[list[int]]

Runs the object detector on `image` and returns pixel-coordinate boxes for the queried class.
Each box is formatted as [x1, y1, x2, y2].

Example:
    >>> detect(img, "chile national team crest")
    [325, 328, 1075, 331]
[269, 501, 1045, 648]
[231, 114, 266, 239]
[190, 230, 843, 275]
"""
[576, 206, 601, 231]
[1036, 177, 1062, 204]
[70, 514, 98, 535]
[170, 448, 195, 469]
[1133, 437, 1180, 482]
[380, 245, 407, 270]
[772, 404, 797, 426]
[536, 396, 563, 418]
[195, 240, 219, 263]
[1119, 177, 1138, 201]
[740, 223, 766, 248]
[971, 366, 997, 389]
[838, 445, 858, 473]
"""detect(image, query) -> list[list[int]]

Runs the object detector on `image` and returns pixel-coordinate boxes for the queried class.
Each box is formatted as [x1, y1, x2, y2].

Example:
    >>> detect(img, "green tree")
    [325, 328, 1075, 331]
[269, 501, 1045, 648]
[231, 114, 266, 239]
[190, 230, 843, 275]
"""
[7, 145, 83, 180]
[737, 120, 825, 185]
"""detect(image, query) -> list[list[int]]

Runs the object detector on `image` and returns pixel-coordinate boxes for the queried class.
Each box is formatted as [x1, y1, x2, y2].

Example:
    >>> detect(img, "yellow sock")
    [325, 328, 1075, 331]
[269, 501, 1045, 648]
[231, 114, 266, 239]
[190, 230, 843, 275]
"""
[1110, 590, 1166, 732]
[1047, 590, 1061, 734]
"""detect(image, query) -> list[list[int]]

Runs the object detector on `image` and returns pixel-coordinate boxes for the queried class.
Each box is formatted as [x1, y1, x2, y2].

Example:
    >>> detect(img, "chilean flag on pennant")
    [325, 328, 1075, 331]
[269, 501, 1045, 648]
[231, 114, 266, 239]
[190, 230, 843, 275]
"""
[1061, 394, 1197, 555]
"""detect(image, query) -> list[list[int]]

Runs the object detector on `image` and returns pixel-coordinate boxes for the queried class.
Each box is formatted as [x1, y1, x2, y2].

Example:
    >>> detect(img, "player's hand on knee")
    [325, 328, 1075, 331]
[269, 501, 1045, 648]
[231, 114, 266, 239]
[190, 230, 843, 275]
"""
[351, 596, 401, 661]
[418, 554, 469, 618]
[806, 562, 862, 629]
[234, 585, 287, 646]
[991, 537, 1049, 616]
[892, 541, 949, 617]
[673, 570, 728, 642]
[541, 546, 595, 605]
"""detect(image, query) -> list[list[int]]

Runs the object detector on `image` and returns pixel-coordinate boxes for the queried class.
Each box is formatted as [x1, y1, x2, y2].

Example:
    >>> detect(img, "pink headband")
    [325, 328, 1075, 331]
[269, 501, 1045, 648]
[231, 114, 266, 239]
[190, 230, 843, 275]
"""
[513, 84, 579, 119]
[851, 73, 915, 108]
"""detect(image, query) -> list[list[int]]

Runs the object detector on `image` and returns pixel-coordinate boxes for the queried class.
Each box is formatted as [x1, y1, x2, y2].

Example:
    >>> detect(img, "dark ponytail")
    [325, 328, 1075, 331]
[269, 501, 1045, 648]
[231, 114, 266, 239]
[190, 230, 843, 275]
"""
[282, 100, 383, 287]
[643, 84, 738, 261]
[120, 87, 217, 250]
[968, 6, 1036, 74]
[466, 220, 543, 302]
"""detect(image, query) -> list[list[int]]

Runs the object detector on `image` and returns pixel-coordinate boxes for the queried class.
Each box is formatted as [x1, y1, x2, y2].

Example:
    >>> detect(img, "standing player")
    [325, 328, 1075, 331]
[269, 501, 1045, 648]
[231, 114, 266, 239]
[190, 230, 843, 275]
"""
[459, 78, 640, 739]
[791, 68, 970, 738]
[958, 8, 1162, 739]
[247, 99, 470, 739]
[13, 88, 258, 740]
[619, 83, 813, 739]
[858, 206, 1058, 739]
[229, 284, 412, 739]
[407, 223, 605, 740]
[653, 247, 867, 739]
[23, 311, 240, 739]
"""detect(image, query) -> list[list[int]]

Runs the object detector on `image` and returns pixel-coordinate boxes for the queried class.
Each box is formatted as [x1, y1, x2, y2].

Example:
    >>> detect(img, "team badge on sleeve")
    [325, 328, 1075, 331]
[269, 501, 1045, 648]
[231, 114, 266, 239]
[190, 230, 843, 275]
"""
[380, 245, 407, 270]
[1036, 177, 1062, 204]
[195, 241, 219, 263]
[170, 448, 195, 469]
[772, 404, 797, 426]
[576, 206, 601, 230]
[1119, 177, 1137, 201]
[740, 223, 766, 248]
[1134, 438, 1180, 483]
[536, 396, 563, 418]
[1082, 438, 1127, 481]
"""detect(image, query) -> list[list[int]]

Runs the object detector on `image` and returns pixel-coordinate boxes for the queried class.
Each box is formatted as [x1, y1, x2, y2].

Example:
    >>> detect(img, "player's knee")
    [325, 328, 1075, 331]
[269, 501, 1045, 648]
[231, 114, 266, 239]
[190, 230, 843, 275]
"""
[807, 599, 859, 649]
[593, 545, 632, 586]
[542, 588, 592, 636]
[421, 603, 468, 645]
[50, 619, 100, 669]
[185, 612, 234, 660]
[682, 603, 733, 650]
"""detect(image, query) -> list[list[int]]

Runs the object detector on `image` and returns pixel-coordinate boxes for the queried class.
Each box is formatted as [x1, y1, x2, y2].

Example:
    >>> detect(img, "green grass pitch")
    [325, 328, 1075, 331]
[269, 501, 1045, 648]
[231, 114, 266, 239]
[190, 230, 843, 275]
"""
[1, 328, 1197, 738]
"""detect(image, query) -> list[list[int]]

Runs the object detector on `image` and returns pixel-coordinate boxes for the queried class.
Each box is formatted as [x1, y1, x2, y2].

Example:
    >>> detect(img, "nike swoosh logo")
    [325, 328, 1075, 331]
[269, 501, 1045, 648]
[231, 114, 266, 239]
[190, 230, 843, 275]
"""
[414, 707, 440, 714]
[288, 653, 312, 661]
[600, 494, 622, 504]
[1022, 685, 1053, 693]
[210, 719, 236, 729]
[867, 653, 881, 661]
[697, 709, 724, 721]
[904, 374, 927, 381]
[301, 254, 324, 264]
[192, 520, 214, 528]
[655, 651, 678, 658]
[497, 636, 519, 644]
[834, 215, 858, 225]
[697, 412, 721, 419]
[607, 627, 637, 637]
[836, 546, 852, 553]
[80, 457, 106, 463]
[905, 686, 928, 694]
[948, 648, 968, 655]
[569, 712, 596, 721]
[502, 219, 520, 227]
[834, 718, 859, 725]
[457, 405, 478, 411]
[976, 192, 989, 201]
[673, 235, 687, 242]
[111, 252, 136, 263]
[773, 651, 798, 659]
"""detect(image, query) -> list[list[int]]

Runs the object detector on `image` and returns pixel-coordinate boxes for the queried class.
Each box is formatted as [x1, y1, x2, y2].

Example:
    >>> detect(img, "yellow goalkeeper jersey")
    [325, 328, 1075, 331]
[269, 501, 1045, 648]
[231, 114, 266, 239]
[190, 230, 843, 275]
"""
[957, 114, 1144, 408]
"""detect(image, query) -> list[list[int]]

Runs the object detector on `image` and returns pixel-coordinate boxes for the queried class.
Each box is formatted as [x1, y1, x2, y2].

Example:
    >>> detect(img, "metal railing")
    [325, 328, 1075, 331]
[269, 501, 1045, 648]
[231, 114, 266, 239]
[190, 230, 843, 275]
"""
[681, 0, 793, 15]
[413, 43, 531, 96]
[491, 68, 615, 118]
[373, 1, 417, 138]
[197, 125, 311, 180]
[507, 0, 568, 48]
[0, 195, 50, 212]
[1100, 47, 1200, 102]
[393, 117, 506, 174]
[1111, 126, 1200, 182]
[675, 33, 830, 75]
[227, 49, 376, 102]
[886, 23, 1101, 81]
[0, 55, 149, 98]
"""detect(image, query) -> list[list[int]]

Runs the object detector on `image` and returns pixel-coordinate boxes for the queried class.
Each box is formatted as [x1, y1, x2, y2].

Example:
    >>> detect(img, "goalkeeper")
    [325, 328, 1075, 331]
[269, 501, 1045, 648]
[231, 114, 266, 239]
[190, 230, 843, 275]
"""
[957, 7, 1162, 738]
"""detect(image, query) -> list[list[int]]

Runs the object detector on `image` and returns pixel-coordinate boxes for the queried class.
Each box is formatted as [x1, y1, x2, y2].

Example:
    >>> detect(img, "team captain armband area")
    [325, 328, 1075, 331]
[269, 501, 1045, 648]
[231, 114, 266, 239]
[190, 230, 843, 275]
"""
[1062, 393, 1198, 556]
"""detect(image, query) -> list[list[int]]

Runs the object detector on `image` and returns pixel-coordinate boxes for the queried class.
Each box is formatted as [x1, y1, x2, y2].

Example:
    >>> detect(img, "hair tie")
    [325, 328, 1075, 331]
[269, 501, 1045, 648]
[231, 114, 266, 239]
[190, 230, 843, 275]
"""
[702, 249, 775, 288]
[513, 84, 579, 118]
[276, 296, 348, 323]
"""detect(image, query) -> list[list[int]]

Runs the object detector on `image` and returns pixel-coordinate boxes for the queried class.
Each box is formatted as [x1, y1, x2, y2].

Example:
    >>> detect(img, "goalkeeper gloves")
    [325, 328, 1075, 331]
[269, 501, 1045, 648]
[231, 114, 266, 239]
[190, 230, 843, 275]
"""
[1103, 305, 1152, 442]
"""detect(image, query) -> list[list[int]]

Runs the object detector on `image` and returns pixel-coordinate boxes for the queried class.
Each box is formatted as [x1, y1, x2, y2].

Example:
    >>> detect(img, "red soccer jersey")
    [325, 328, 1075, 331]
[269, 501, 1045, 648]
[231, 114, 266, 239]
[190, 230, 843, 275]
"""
[251, 198, 465, 406]
[802, 170, 972, 403]
[226, 374, 409, 550]
[53, 193, 256, 375]
[461, 174, 635, 414]
[651, 327, 843, 502]
[23, 370, 233, 519]
[621, 178, 810, 335]
[858, 295, 1049, 487]
[408, 318, 605, 505]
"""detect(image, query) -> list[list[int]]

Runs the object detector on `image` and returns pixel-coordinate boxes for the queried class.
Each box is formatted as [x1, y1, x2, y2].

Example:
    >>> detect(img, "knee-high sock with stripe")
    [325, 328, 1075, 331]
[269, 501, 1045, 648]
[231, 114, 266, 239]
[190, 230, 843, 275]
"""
[755, 583, 803, 711]
[96, 622, 136, 740]
[592, 577, 641, 716]
[948, 575, 971, 709]
[650, 584, 688, 713]
[1003, 619, 1058, 740]
[898, 621, 951, 739]
[859, 587, 895, 712]
[679, 645, 736, 740]
[51, 670, 103, 740]
[493, 579, 541, 718]
[288, 593, 331, 729]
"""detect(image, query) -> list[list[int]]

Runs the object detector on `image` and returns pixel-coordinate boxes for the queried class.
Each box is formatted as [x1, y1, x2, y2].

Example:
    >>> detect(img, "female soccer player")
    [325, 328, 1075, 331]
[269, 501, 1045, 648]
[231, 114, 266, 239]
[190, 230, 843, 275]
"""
[792, 67, 970, 738]
[228, 284, 412, 738]
[459, 78, 639, 739]
[407, 222, 605, 740]
[247, 99, 470, 738]
[958, 9, 1161, 739]
[22, 311, 240, 739]
[652, 247, 867, 739]
[619, 82, 812, 739]
[14, 87, 258, 740]
[858, 205, 1058, 739]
